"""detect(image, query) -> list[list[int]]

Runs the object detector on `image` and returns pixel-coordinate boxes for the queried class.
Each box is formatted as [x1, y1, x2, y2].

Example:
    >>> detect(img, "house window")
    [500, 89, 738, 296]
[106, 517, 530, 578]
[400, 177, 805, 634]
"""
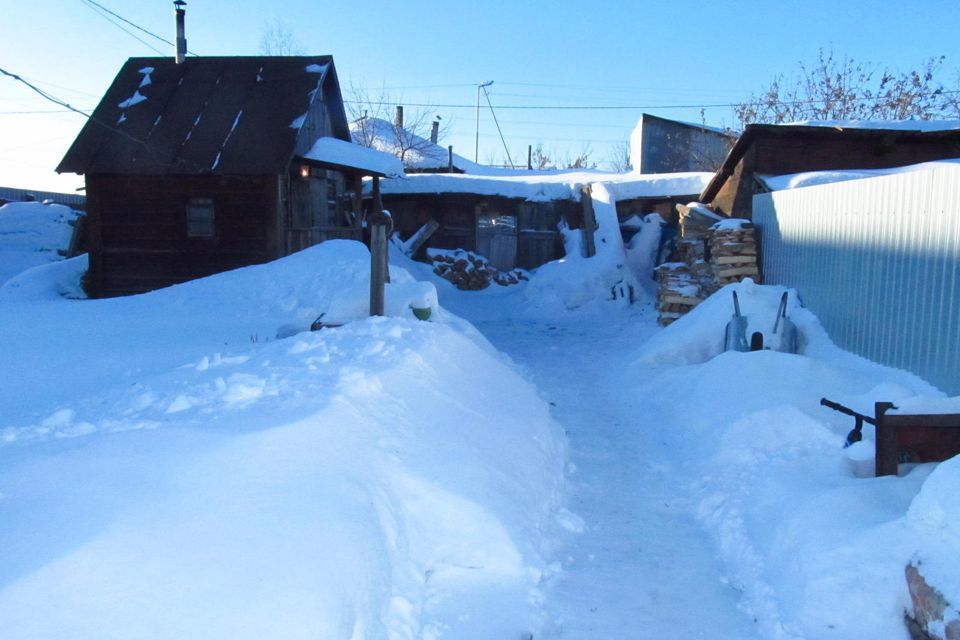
[187, 197, 215, 237]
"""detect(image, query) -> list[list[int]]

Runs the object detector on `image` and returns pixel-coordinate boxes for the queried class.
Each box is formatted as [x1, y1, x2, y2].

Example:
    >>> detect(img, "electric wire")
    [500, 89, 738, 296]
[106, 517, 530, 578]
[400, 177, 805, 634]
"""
[79, 0, 199, 56]
[481, 85, 514, 168]
[0, 65, 203, 171]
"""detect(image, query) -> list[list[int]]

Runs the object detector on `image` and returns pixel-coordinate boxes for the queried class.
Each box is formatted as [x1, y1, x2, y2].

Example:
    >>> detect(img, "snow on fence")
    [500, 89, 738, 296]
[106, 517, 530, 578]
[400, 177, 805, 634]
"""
[753, 165, 960, 395]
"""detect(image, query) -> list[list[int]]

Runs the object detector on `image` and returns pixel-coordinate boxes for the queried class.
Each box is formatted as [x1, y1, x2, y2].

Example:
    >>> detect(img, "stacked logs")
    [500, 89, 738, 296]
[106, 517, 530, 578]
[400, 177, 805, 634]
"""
[429, 250, 528, 290]
[655, 204, 761, 326]
[655, 263, 702, 326]
[709, 220, 760, 286]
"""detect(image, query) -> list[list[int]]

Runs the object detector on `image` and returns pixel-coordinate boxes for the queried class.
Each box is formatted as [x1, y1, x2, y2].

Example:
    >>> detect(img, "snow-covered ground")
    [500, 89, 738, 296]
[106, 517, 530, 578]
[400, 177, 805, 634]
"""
[2, 191, 959, 639]
[0, 201, 80, 287]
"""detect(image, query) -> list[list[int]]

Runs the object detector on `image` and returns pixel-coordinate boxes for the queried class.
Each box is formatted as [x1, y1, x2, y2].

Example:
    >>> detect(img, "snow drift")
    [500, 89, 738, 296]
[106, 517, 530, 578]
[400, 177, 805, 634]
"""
[0, 241, 567, 639]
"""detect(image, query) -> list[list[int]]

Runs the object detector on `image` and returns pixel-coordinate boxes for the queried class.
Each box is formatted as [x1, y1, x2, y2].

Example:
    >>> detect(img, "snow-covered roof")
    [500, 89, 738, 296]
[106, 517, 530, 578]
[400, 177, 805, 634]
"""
[375, 171, 713, 202]
[758, 158, 960, 191]
[783, 119, 960, 133]
[349, 117, 482, 172]
[302, 137, 405, 177]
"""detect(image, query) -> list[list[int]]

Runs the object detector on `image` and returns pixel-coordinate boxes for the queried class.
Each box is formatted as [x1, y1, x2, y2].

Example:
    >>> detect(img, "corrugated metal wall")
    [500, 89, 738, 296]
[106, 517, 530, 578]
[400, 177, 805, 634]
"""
[753, 166, 960, 395]
[0, 186, 86, 210]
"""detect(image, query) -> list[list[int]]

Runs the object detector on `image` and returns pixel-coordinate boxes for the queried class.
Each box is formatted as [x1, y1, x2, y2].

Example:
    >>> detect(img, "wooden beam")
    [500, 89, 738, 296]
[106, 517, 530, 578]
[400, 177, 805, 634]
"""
[581, 184, 596, 258]
[369, 176, 387, 316]
[403, 219, 440, 256]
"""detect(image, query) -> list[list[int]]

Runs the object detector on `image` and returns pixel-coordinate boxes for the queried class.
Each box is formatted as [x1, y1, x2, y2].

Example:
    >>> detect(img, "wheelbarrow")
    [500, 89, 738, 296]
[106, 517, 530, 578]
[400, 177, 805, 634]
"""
[724, 291, 750, 352]
[724, 290, 799, 353]
[771, 291, 798, 354]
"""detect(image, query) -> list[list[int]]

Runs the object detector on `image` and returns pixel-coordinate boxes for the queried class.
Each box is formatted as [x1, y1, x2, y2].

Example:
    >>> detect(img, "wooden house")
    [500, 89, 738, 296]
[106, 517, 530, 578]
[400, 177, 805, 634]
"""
[57, 55, 398, 297]
[699, 122, 960, 219]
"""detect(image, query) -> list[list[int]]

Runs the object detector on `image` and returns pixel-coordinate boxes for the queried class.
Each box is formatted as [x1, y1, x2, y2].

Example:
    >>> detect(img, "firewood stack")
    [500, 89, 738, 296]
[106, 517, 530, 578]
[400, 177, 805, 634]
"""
[655, 263, 702, 326]
[708, 219, 760, 286]
[654, 204, 762, 326]
[428, 250, 528, 290]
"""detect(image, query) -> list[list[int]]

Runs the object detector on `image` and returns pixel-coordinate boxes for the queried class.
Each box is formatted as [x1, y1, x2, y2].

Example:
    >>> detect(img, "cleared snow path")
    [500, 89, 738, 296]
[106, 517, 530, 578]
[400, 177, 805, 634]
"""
[464, 313, 762, 638]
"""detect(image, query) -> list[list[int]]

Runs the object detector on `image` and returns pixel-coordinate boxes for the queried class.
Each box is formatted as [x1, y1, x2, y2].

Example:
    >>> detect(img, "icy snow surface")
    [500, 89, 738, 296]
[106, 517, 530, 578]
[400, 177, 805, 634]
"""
[2, 197, 959, 639]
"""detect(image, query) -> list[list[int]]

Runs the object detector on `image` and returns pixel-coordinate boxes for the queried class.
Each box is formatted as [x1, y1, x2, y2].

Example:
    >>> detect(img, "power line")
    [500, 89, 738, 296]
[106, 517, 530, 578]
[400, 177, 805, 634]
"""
[79, 0, 199, 56]
[481, 84, 514, 168]
[344, 90, 960, 112]
[0, 109, 83, 114]
[0, 65, 202, 172]
[80, 0, 168, 56]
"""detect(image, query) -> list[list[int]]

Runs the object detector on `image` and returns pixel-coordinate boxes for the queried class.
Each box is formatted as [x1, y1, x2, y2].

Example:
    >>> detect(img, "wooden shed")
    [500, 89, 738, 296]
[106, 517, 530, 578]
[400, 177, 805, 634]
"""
[57, 55, 395, 297]
[700, 122, 960, 219]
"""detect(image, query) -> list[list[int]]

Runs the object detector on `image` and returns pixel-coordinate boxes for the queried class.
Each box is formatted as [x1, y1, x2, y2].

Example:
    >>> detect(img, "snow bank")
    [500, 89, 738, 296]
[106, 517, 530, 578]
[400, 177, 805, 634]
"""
[0, 201, 80, 286]
[634, 278, 945, 395]
[0, 240, 567, 638]
[522, 183, 643, 315]
[622, 277, 954, 639]
[907, 456, 960, 608]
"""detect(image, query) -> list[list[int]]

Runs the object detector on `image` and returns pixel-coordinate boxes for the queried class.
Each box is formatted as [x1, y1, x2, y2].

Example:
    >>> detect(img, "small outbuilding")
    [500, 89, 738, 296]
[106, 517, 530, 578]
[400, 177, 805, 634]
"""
[699, 121, 960, 219]
[58, 55, 400, 297]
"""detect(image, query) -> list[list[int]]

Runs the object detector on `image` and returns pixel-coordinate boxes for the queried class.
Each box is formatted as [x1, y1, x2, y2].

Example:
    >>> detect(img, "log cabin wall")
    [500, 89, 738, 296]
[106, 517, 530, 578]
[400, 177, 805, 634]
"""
[285, 167, 358, 253]
[86, 173, 279, 297]
[383, 194, 577, 270]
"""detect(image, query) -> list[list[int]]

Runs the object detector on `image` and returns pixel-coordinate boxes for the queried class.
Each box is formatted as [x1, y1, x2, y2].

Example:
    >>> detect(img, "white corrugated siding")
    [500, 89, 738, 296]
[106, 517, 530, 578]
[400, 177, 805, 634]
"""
[753, 166, 960, 395]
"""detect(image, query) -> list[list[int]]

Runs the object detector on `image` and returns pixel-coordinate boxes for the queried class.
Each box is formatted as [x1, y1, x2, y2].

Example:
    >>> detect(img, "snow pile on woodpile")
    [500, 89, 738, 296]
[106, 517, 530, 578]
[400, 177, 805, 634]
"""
[428, 249, 529, 290]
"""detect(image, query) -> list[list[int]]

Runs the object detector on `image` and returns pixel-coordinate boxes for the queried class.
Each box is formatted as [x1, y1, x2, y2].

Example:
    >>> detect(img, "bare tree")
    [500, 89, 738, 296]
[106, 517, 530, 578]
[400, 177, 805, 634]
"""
[530, 143, 554, 170]
[259, 19, 304, 56]
[607, 141, 632, 173]
[735, 49, 955, 128]
[347, 84, 449, 165]
[563, 145, 596, 170]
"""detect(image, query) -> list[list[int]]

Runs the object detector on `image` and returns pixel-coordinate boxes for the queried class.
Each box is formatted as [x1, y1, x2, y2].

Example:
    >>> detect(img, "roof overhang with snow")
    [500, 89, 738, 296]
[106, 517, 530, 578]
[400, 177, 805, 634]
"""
[699, 120, 960, 203]
[299, 137, 405, 178]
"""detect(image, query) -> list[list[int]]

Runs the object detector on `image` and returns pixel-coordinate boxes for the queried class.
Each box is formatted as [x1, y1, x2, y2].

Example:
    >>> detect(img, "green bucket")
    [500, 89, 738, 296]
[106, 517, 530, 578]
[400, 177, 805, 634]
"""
[411, 306, 432, 321]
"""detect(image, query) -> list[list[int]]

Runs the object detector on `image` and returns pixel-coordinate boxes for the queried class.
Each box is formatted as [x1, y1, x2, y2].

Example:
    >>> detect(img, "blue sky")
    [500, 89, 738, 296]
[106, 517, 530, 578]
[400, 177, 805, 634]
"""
[3, 0, 958, 191]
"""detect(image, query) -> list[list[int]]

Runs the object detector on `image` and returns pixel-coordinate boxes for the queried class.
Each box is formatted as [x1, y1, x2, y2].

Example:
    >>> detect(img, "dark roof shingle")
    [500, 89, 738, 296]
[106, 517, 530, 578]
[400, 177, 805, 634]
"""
[58, 56, 348, 175]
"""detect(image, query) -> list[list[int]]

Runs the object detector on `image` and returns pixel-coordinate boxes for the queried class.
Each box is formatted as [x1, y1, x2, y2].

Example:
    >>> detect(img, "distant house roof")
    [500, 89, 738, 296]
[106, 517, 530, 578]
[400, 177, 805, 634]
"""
[699, 120, 960, 203]
[300, 137, 404, 178]
[349, 117, 482, 173]
[58, 56, 351, 176]
[375, 170, 712, 202]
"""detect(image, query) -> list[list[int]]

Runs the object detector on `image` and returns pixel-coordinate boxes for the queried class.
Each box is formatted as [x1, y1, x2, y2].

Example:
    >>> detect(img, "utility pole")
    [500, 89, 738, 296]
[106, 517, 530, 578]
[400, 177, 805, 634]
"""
[475, 80, 493, 162]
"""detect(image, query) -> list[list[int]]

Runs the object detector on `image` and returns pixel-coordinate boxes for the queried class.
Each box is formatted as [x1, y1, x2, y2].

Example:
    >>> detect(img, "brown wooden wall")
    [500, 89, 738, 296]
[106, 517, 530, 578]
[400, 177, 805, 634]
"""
[710, 133, 960, 218]
[382, 193, 578, 270]
[85, 173, 279, 297]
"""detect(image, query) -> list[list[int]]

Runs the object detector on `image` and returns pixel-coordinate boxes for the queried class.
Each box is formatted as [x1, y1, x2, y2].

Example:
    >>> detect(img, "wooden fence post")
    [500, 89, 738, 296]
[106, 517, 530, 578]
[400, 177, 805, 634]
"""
[369, 176, 388, 316]
[581, 184, 597, 258]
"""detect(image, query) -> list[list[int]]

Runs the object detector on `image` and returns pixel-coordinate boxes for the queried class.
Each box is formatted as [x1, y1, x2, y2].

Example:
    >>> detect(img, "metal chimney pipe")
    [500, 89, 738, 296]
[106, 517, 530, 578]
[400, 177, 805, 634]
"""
[174, 0, 187, 64]
[430, 120, 439, 144]
[395, 105, 404, 129]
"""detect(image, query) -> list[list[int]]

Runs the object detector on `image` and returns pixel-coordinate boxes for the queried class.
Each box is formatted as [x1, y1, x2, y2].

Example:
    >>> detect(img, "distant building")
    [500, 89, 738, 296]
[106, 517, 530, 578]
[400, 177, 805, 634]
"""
[630, 113, 735, 174]
[350, 112, 481, 174]
[0, 186, 85, 211]
[699, 121, 960, 219]
[58, 55, 399, 297]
